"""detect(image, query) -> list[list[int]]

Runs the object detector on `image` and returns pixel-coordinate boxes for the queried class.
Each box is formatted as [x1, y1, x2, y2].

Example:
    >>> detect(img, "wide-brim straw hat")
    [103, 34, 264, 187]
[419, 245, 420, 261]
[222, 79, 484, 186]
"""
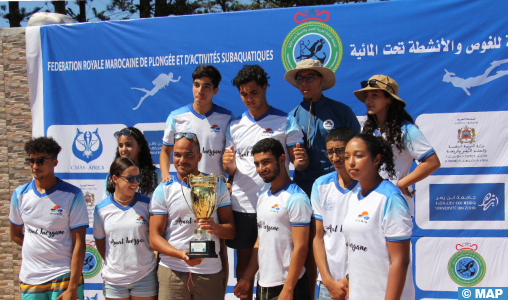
[284, 59, 336, 90]
[353, 75, 406, 107]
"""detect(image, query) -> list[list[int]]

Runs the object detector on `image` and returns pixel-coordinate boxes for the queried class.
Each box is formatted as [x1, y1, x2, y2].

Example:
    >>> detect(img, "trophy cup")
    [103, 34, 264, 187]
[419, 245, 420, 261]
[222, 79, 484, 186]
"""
[182, 173, 226, 258]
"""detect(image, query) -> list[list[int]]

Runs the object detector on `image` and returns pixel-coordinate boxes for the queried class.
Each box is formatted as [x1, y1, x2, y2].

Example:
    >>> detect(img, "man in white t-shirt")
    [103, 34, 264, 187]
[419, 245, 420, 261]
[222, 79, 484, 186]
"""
[223, 65, 308, 299]
[311, 127, 359, 300]
[9, 137, 88, 300]
[234, 138, 312, 300]
[150, 133, 235, 300]
[160, 64, 234, 180]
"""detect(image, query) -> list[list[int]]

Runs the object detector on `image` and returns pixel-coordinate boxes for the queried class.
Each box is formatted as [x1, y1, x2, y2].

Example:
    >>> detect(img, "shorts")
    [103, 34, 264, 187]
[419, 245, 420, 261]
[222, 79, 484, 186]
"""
[317, 282, 333, 300]
[157, 265, 225, 300]
[103, 267, 158, 298]
[20, 273, 84, 300]
[256, 273, 311, 300]
[225, 211, 258, 249]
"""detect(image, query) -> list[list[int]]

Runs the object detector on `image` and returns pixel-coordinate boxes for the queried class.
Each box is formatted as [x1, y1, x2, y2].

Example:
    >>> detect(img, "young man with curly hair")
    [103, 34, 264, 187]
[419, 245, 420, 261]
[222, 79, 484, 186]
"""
[9, 137, 89, 300]
[223, 64, 308, 300]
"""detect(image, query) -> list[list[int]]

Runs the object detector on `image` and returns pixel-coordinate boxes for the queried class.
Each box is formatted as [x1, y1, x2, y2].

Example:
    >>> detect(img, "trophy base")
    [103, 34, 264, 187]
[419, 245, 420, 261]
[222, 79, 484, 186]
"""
[188, 240, 218, 258]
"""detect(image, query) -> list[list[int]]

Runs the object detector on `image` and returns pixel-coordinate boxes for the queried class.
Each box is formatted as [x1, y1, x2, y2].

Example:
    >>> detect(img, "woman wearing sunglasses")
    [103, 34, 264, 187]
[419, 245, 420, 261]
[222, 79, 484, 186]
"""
[354, 75, 440, 217]
[342, 134, 413, 300]
[94, 157, 158, 300]
[104, 127, 161, 198]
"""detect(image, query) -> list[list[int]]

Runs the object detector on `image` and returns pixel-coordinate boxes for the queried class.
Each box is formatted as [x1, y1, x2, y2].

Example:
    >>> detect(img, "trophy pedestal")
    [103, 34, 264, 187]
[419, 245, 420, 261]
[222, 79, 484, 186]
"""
[188, 240, 218, 258]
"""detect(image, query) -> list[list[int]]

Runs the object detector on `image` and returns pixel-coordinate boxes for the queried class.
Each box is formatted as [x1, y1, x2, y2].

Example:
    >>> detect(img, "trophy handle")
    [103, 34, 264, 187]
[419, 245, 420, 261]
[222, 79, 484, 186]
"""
[181, 176, 195, 215]
[209, 175, 228, 216]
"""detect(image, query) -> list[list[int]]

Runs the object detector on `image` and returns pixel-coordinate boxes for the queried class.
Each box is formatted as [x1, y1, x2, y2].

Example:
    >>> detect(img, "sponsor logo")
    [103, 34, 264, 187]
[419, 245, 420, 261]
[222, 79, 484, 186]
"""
[458, 126, 476, 144]
[50, 205, 64, 215]
[323, 119, 334, 131]
[357, 211, 369, 221]
[448, 242, 486, 287]
[210, 124, 221, 132]
[478, 193, 499, 211]
[282, 10, 343, 72]
[271, 204, 280, 212]
[136, 216, 146, 224]
[72, 128, 103, 163]
[83, 245, 102, 279]
[261, 128, 274, 136]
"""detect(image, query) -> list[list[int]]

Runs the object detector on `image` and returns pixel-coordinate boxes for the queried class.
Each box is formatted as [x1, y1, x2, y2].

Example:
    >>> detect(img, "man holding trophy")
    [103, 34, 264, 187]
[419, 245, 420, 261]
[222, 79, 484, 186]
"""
[149, 133, 235, 299]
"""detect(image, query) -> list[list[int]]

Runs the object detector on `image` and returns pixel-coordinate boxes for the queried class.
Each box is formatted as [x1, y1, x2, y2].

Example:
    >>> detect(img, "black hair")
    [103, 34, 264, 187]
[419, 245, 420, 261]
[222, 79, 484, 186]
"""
[325, 127, 356, 144]
[107, 127, 157, 196]
[252, 138, 285, 160]
[353, 134, 396, 180]
[232, 65, 270, 90]
[24, 137, 62, 158]
[192, 65, 222, 89]
[106, 157, 139, 194]
[362, 94, 415, 154]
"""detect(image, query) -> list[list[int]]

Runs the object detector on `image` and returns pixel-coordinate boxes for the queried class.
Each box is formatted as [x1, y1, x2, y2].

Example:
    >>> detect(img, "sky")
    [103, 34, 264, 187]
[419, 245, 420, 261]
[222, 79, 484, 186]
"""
[0, 0, 378, 28]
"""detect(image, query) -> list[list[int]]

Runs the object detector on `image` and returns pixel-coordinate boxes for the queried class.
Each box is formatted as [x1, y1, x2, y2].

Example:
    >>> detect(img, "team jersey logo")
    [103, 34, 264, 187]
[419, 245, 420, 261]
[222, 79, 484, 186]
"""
[262, 128, 275, 136]
[50, 205, 64, 215]
[136, 216, 147, 224]
[324, 199, 333, 211]
[323, 120, 334, 131]
[281, 10, 343, 72]
[210, 124, 221, 132]
[72, 128, 103, 163]
[271, 204, 280, 212]
[356, 211, 370, 224]
[448, 242, 486, 286]
[458, 125, 476, 144]
[83, 244, 102, 279]
[22, 206, 32, 216]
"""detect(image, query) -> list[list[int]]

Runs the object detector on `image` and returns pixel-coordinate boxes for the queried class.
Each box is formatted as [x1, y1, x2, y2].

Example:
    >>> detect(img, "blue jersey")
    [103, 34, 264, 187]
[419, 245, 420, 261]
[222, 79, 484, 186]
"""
[290, 96, 360, 195]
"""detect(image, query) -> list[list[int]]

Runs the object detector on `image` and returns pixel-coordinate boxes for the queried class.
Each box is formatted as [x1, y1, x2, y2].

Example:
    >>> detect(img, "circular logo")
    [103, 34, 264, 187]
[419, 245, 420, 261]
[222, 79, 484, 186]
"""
[83, 246, 102, 279]
[282, 21, 343, 72]
[448, 250, 486, 286]
[323, 119, 334, 130]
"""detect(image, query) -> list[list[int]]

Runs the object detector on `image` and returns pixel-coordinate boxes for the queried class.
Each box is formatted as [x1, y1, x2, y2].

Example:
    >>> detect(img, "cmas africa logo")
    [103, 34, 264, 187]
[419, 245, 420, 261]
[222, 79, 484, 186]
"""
[448, 242, 486, 287]
[83, 243, 102, 279]
[281, 9, 343, 72]
[72, 128, 103, 163]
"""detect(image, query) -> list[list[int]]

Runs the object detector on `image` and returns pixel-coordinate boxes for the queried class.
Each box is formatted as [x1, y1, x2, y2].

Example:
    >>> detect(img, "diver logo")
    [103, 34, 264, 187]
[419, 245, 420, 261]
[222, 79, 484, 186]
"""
[83, 245, 102, 279]
[448, 242, 486, 287]
[72, 128, 103, 163]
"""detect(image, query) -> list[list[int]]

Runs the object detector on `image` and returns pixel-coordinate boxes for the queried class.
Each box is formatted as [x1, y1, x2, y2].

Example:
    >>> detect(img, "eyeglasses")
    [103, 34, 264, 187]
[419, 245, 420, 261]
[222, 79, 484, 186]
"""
[295, 73, 322, 85]
[25, 157, 53, 166]
[360, 79, 395, 94]
[326, 148, 346, 158]
[114, 128, 140, 139]
[119, 175, 142, 183]
[174, 132, 196, 140]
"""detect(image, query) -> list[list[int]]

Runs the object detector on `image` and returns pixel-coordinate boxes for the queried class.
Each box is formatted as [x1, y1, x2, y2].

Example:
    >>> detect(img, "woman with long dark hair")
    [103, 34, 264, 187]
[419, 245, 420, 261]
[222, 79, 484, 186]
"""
[354, 75, 440, 216]
[342, 134, 413, 300]
[104, 127, 160, 197]
[94, 157, 157, 300]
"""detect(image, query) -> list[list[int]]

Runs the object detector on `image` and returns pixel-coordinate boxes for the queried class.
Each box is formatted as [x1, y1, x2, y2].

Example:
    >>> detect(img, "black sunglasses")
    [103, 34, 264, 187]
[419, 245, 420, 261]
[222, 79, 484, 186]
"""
[174, 132, 196, 140]
[119, 175, 142, 183]
[361, 79, 396, 94]
[295, 73, 322, 85]
[114, 128, 140, 139]
[25, 157, 53, 166]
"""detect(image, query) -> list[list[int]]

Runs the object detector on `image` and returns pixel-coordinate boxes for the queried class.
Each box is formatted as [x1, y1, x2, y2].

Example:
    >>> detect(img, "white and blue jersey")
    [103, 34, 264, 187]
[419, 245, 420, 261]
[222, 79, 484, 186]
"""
[375, 119, 435, 216]
[256, 181, 312, 287]
[9, 179, 89, 285]
[342, 180, 414, 300]
[310, 172, 359, 282]
[149, 174, 231, 274]
[93, 193, 156, 285]
[163, 103, 234, 176]
[226, 107, 304, 213]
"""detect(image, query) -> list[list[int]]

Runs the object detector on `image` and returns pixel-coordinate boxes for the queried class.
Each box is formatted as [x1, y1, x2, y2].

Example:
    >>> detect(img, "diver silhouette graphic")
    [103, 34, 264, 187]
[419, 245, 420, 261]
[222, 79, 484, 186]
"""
[131, 72, 181, 110]
[443, 58, 508, 96]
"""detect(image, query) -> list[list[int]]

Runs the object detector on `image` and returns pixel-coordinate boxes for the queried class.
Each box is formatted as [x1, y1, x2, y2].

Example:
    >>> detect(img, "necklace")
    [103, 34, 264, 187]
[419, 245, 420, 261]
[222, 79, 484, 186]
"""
[114, 193, 134, 203]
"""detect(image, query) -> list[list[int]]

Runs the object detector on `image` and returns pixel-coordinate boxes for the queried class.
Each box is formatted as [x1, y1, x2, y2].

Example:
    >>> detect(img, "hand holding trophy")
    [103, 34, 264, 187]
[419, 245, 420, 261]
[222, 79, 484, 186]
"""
[181, 173, 227, 258]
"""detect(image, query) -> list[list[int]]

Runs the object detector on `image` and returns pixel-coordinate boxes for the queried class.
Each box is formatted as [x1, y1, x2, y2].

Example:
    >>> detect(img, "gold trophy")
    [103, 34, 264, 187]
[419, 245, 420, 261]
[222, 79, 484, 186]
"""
[181, 173, 226, 258]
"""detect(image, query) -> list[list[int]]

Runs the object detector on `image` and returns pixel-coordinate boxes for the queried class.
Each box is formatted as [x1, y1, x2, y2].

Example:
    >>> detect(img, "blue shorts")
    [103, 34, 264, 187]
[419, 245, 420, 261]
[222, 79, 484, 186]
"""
[103, 267, 158, 298]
